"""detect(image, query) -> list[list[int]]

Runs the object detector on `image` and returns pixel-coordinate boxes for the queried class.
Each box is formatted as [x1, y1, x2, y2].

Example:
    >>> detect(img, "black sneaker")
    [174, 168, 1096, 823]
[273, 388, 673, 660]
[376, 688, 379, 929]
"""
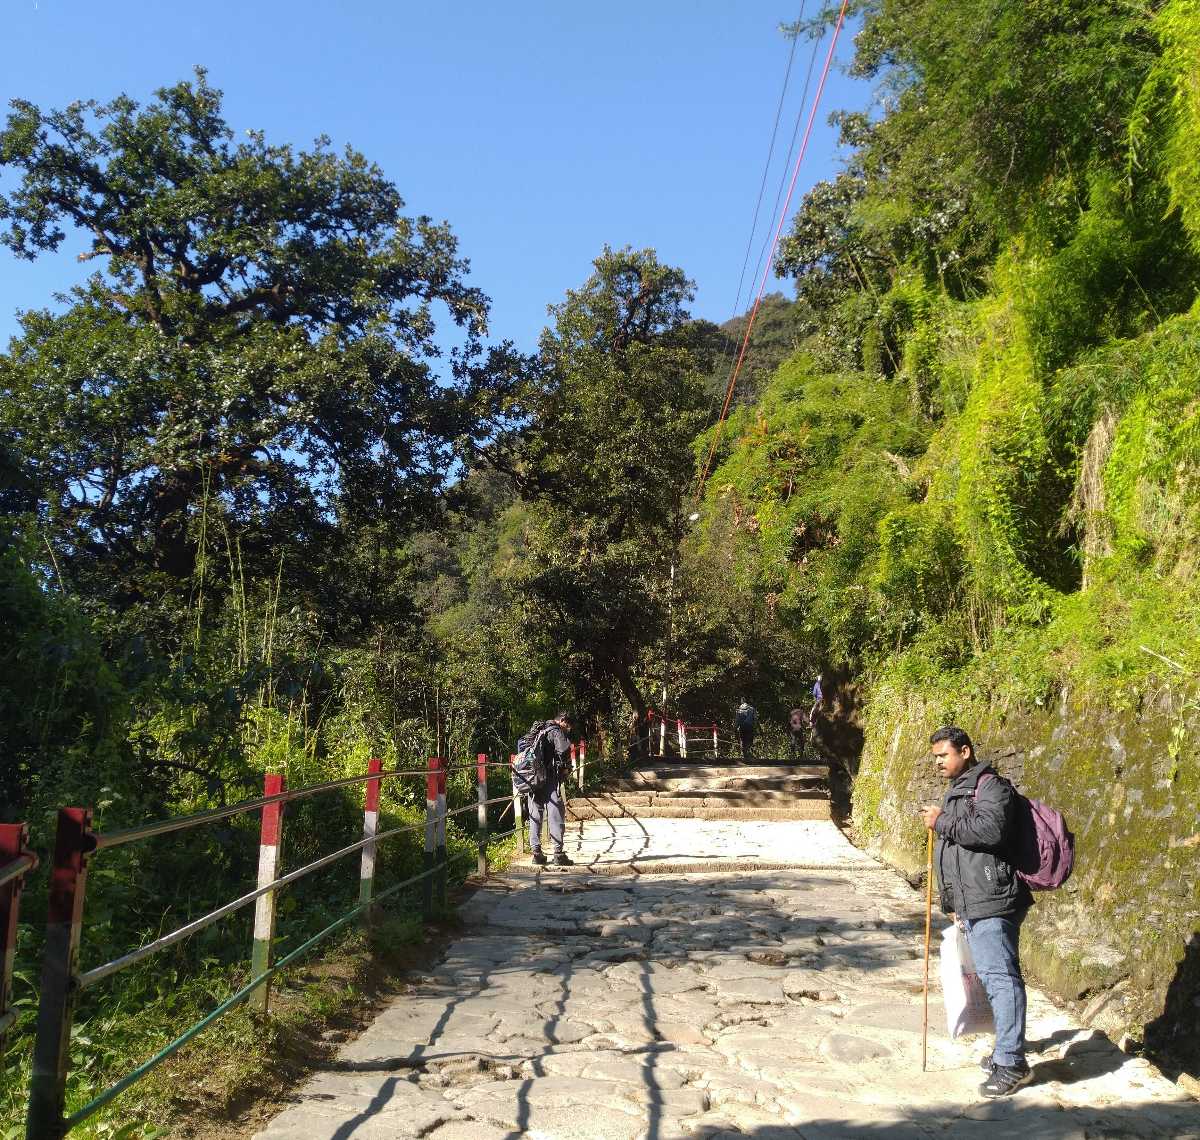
[980, 1062, 1032, 1098]
[531, 850, 547, 866]
[553, 852, 574, 866]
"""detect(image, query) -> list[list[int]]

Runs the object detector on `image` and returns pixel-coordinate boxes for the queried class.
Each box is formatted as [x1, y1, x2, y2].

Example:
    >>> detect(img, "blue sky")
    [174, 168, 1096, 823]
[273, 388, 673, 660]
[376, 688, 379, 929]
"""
[0, 0, 869, 355]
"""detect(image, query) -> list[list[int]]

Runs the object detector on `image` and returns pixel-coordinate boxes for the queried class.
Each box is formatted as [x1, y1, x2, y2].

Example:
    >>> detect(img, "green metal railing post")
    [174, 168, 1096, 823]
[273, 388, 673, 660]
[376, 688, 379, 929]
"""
[511, 755, 525, 853]
[476, 754, 488, 877]
[1, 822, 33, 1055]
[435, 757, 447, 911]
[358, 758, 383, 925]
[26, 807, 94, 1140]
[249, 773, 285, 1015]
[422, 757, 437, 919]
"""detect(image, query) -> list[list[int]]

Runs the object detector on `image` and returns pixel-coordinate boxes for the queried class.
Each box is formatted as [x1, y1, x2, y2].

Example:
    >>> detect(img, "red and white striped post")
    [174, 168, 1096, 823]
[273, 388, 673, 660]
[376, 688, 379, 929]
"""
[678, 719, 687, 760]
[0, 822, 32, 1054]
[511, 755, 525, 853]
[579, 738, 588, 789]
[569, 743, 578, 787]
[712, 723, 719, 757]
[250, 773, 285, 1014]
[476, 753, 489, 877]
[435, 756, 448, 911]
[359, 758, 383, 924]
[422, 757, 437, 918]
[26, 807, 95, 1139]
[658, 714, 667, 758]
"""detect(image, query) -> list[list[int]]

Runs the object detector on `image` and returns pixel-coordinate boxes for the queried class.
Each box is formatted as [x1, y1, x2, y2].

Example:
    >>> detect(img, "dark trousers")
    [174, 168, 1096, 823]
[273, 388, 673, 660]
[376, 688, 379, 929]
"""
[737, 725, 754, 761]
[526, 780, 564, 854]
[788, 726, 808, 761]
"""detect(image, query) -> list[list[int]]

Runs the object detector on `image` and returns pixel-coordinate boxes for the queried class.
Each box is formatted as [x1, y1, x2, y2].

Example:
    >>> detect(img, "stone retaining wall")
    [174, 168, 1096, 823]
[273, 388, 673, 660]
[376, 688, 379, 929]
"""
[851, 684, 1200, 1073]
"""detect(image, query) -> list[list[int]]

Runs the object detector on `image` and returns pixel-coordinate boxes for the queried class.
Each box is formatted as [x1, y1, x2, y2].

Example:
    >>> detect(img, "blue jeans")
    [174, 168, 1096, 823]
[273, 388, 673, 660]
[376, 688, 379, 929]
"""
[964, 911, 1028, 1068]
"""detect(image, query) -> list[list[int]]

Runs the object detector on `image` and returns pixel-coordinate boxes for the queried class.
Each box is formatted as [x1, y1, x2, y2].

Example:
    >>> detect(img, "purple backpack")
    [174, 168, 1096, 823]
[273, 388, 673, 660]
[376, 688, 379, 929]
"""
[976, 772, 1075, 890]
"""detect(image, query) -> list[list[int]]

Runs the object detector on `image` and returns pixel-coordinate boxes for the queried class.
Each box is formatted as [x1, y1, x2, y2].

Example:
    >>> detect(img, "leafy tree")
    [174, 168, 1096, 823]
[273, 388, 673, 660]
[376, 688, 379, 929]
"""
[491, 247, 715, 746]
[0, 70, 511, 636]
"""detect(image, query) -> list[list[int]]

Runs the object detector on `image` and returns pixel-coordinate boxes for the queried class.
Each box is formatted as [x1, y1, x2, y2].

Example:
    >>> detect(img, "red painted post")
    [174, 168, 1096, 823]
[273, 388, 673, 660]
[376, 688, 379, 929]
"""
[569, 742, 578, 787]
[359, 758, 383, 924]
[579, 739, 588, 790]
[26, 807, 95, 1140]
[476, 753, 488, 877]
[511, 755, 525, 853]
[422, 757, 437, 919]
[678, 719, 687, 759]
[435, 757, 447, 910]
[0, 822, 33, 1054]
[249, 773, 285, 1014]
[712, 723, 718, 757]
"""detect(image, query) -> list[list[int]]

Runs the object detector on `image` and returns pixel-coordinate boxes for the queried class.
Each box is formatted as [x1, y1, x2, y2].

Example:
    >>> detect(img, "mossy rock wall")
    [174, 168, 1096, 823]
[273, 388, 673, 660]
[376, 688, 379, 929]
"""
[853, 683, 1200, 1068]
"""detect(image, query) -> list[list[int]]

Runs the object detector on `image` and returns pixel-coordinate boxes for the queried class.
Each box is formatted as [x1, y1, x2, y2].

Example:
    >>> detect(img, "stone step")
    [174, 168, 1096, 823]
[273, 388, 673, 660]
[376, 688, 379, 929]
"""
[630, 764, 828, 780]
[565, 799, 831, 822]
[612, 775, 826, 793]
[586, 788, 828, 806]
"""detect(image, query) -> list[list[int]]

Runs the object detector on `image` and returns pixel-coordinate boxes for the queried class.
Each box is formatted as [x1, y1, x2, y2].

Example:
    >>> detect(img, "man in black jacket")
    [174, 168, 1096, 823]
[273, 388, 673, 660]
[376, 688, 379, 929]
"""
[527, 711, 574, 867]
[921, 725, 1033, 1098]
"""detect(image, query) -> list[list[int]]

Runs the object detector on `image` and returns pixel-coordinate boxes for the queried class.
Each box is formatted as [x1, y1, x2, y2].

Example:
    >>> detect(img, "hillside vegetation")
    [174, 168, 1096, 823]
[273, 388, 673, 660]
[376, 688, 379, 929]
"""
[686, 0, 1200, 1067]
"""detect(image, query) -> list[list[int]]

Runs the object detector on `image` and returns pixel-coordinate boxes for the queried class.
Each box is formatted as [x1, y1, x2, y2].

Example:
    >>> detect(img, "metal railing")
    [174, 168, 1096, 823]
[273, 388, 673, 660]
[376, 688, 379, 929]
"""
[646, 710, 725, 759]
[1, 823, 38, 1053]
[21, 750, 545, 1140]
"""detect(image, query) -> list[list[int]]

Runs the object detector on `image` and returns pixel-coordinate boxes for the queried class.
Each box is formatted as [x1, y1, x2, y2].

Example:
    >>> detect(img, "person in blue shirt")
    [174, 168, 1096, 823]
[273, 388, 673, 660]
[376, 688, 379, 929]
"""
[809, 673, 825, 725]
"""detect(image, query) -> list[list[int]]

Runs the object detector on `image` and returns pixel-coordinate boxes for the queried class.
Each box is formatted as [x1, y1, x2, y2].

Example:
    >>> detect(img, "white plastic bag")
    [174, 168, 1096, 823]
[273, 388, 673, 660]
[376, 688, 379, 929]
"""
[938, 924, 994, 1039]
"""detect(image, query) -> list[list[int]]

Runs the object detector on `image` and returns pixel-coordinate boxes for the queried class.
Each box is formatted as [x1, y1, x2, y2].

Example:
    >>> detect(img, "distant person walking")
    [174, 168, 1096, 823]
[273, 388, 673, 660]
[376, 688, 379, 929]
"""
[788, 705, 810, 762]
[734, 699, 757, 762]
[809, 673, 825, 726]
[522, 711, 575, 867]
[921, 725, 1033, 1098]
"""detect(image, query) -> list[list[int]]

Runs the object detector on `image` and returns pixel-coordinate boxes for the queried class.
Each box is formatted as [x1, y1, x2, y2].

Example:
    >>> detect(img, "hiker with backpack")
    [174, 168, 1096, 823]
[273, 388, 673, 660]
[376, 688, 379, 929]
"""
[515, 711, 574, 867]
[734, 699, 757, 762]
[921, 725, 1034, 1098]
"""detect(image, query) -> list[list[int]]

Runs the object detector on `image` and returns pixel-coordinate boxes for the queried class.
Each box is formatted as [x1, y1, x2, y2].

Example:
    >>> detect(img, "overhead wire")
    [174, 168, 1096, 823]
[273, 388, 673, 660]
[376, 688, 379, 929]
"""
[694, 0, 852, 503]
[730, 9, 806, 323]
[702, 10, 807, 436]
[702, 22, 824, 440]
[745, 24, 824, 320]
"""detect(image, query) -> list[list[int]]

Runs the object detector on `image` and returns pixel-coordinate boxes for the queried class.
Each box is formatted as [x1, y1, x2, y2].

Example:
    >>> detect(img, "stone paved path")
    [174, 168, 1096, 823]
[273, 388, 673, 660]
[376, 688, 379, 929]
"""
[255, 821, 1198, 1139]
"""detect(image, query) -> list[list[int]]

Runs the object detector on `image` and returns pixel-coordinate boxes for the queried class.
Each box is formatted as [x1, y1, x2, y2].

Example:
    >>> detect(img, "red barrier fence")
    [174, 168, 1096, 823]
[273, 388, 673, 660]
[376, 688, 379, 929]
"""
[19, 752, 544, 1139]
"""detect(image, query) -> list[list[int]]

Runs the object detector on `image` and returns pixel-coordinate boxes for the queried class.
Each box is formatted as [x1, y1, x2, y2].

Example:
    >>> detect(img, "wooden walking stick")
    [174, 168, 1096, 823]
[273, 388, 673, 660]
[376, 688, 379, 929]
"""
[922, 826, 935, 1072]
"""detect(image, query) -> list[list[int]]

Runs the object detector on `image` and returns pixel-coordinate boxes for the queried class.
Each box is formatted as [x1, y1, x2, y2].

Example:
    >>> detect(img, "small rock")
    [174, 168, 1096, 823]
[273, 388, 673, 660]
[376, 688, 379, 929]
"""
[747, 949, 788, 967]
[1178, 1073, 1200, 1101]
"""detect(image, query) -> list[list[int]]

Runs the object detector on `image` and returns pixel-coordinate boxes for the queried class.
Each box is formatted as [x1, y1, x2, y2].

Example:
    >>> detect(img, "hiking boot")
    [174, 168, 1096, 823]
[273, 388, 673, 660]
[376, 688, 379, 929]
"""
[553, 852, 574, 866]
[979, 1054, 995, 1073]
[531, 849, 547, 866]
[980, 1062, 1032, 1098]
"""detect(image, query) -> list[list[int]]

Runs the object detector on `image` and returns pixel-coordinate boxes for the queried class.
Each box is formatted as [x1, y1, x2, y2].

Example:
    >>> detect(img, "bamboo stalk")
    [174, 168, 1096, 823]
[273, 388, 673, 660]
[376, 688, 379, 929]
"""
[922, 826, 935, 1072]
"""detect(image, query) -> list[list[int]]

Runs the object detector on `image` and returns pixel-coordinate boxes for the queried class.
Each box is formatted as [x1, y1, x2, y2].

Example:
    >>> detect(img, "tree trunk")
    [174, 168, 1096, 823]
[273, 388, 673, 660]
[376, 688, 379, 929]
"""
[611, 661, 649, 763]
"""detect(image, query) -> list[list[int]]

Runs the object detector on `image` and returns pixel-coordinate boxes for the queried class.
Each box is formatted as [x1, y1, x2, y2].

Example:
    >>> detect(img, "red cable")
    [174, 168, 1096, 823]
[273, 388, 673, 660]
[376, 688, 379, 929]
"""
[694, 0, 852, 500]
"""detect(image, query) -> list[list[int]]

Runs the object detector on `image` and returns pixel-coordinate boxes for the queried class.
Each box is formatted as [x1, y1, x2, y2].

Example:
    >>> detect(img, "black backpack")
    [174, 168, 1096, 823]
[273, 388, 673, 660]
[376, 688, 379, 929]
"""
[513, 721, 554, 795]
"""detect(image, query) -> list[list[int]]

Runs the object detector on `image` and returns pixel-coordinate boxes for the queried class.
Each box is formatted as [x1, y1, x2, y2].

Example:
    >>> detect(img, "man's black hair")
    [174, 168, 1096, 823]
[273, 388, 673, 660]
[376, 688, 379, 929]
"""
[555, 710, 573, 725]
[930, 724, 975, 760]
